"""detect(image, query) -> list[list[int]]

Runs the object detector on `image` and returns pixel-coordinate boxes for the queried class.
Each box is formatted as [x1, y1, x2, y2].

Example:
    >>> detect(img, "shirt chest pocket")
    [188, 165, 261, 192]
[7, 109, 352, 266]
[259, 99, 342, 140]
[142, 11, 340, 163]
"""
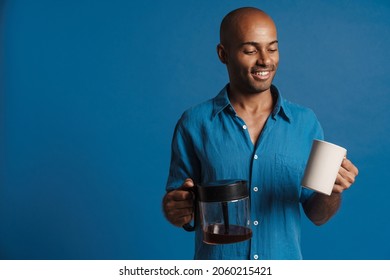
[270, 154, 305, 202]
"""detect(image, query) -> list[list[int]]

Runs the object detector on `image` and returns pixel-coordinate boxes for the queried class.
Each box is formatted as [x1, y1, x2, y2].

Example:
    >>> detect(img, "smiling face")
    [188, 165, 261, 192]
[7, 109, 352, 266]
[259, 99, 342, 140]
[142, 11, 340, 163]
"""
[217, 8, 279, 95]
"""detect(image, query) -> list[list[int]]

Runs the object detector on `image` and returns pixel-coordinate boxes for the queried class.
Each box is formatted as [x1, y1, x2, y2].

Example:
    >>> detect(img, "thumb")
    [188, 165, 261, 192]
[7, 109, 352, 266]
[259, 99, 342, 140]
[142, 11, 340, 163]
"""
[180, 178, 195, 190]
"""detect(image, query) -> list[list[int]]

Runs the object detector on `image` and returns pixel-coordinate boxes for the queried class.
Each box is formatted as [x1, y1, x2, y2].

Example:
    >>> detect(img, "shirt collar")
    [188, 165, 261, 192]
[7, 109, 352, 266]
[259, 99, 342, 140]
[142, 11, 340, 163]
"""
[212, 84, 292, 122]
[212, 85, 231, 117]
[270, 84, 292, 122]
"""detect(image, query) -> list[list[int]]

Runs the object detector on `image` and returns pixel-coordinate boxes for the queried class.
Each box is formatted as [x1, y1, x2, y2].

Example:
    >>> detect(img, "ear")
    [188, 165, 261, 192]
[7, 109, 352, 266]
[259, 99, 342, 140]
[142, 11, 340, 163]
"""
[217, 44, 228, 64]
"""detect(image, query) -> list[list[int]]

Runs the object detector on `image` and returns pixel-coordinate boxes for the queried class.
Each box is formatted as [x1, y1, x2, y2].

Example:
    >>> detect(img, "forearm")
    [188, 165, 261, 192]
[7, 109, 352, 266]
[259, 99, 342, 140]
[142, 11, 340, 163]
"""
[303, 192, 342, 226]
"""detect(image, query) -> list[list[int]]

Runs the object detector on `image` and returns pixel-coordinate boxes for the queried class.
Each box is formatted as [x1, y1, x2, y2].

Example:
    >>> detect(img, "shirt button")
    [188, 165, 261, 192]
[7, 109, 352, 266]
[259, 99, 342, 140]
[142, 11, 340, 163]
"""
[254, 154, 258, 160]
[253, 220, 259, 226]
[242, 125, 247, 130]
[253, 254, 259, 260]
[253, 187, 258, 192]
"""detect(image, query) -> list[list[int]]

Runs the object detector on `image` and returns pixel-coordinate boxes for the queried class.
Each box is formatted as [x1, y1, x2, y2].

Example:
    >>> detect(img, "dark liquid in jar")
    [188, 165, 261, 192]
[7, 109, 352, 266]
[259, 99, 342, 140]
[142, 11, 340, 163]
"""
[203, 224, 252, 244]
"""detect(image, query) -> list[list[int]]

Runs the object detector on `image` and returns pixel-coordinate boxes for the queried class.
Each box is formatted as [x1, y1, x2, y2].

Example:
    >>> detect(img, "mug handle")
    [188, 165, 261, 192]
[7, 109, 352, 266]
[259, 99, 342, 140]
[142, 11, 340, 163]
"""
[182, 186, 197, 232]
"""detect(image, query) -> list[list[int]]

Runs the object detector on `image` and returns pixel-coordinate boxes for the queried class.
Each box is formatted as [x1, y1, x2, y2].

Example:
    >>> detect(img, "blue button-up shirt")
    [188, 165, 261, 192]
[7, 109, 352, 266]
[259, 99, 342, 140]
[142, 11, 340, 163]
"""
[166, 84, 324, 259]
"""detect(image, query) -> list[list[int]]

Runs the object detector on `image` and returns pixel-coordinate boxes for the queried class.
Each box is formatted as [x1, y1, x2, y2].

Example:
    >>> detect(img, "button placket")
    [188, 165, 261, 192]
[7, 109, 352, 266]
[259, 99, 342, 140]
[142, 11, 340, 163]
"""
[250, 148, 261, 261]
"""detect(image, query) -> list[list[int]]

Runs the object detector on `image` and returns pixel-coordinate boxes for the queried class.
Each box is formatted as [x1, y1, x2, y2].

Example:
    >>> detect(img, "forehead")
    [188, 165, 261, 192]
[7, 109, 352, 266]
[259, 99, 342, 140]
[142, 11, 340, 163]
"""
[227, 14, 278, 46]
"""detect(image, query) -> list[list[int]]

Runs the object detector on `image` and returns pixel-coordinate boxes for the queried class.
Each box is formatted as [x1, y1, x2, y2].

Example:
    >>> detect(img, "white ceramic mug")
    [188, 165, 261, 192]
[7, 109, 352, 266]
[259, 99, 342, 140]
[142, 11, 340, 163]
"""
[301, 140, 347, 195]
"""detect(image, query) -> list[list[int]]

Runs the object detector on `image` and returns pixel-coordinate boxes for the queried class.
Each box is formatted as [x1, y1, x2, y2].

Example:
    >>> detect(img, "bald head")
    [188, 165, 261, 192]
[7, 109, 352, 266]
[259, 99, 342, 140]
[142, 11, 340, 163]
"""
[220, 7, 277, 48]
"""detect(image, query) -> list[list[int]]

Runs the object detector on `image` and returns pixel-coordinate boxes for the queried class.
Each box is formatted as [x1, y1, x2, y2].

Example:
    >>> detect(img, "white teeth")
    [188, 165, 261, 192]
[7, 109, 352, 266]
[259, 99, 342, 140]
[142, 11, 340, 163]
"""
[255, 71, 269, 76]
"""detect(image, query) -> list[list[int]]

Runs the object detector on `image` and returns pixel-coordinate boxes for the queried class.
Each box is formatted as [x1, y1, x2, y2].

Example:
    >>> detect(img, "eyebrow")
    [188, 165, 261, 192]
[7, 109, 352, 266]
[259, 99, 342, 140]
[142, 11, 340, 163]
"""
[240, 40, 279, 47]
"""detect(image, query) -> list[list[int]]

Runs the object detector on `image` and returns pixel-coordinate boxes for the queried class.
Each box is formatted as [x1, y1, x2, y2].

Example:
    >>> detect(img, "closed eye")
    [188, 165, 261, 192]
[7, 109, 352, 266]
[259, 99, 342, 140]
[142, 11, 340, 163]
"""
[243, 50, 257, 55]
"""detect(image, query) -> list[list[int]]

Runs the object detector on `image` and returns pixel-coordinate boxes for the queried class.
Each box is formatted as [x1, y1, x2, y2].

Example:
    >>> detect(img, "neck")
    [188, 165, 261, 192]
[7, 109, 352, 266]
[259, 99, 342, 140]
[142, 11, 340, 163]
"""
[228, 86, 275, 115]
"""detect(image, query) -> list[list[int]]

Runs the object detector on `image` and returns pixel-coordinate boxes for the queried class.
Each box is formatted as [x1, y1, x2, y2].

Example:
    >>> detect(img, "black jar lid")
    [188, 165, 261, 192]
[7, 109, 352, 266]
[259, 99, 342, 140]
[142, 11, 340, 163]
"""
[197, 179, 248, 202]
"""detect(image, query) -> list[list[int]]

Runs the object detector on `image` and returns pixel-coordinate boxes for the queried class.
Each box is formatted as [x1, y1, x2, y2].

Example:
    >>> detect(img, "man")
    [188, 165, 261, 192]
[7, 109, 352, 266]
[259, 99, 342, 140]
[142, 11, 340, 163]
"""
[163, 7, 358, 259]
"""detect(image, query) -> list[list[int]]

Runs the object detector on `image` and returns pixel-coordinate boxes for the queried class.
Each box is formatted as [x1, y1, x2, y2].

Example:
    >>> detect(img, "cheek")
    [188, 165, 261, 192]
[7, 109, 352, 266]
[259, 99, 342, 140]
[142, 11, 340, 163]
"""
[234, 54, 256, 67]
[273, 54, 280, 67]
[228, 60, 248, 75]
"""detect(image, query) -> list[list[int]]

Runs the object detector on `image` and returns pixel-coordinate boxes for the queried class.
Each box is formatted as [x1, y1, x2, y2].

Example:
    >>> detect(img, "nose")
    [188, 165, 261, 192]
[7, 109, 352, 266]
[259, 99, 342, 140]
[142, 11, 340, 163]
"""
[256, 50, 271, 66]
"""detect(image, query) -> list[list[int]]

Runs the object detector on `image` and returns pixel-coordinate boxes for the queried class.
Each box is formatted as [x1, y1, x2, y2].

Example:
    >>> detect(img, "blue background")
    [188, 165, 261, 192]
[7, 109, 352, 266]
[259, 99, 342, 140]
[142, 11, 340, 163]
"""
[1, 0, 389, 259]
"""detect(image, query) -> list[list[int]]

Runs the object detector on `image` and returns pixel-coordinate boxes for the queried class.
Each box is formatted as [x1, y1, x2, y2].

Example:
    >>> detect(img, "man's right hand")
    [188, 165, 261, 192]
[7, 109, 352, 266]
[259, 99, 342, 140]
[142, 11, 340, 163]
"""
[162, 178, 195, 227]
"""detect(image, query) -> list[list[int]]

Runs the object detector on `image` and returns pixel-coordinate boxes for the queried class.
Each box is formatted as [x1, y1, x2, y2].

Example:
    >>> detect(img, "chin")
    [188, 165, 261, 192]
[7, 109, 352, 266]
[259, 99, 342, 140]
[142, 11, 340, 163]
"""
[231, 78, 274, 95]
[246, 77, 274, 93]
[248, 83, 273, 94]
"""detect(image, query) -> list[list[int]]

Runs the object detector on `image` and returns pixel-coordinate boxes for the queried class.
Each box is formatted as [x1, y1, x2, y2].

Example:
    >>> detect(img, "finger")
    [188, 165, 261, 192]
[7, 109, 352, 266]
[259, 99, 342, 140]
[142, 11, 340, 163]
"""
[332, 183, 344, 194]
[181, 178, 195, 189]
[167, 189, 193, 202]
[163, 192, 194, 215]
[341, 158, 359, 176]
[163, 198, 193, 220]
[171, 214, 193, 227]
[338, 166, 356, 185]
[334, 173, 352, 191]
[165, 208, 194, 226]
[165, 199, 194, 210]
[166, 207, 193, 218]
